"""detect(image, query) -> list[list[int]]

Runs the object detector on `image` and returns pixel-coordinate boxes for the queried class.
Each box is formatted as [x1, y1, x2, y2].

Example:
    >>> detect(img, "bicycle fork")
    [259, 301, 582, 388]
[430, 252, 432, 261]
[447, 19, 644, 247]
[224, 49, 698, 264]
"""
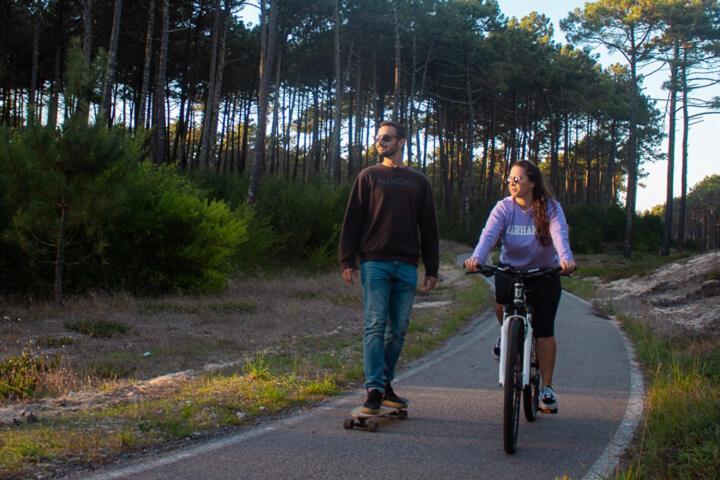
[498, 314, 534, 387]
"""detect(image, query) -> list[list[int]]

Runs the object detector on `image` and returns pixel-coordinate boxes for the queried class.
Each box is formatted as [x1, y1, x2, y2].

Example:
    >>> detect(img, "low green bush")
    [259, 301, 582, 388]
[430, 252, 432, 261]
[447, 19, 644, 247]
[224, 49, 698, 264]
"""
[99, 162, 248, 293]
[0, 124, 248, 296]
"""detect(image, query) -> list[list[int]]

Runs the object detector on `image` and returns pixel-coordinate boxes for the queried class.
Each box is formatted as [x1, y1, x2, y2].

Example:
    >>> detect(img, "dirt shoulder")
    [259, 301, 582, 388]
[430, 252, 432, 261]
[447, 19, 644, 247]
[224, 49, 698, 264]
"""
[591, 250, 720, 336]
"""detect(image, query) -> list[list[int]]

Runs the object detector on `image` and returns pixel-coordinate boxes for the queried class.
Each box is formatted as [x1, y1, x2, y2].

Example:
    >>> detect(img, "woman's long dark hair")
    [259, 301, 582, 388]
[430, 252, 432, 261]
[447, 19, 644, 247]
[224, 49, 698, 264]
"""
[514, 160, 555, 246]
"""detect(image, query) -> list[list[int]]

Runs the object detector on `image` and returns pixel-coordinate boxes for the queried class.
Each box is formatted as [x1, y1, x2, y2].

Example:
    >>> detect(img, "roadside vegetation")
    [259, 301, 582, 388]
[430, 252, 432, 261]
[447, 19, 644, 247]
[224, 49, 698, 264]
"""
[0, 244, 488, 479]
[561, 255, 720, 480]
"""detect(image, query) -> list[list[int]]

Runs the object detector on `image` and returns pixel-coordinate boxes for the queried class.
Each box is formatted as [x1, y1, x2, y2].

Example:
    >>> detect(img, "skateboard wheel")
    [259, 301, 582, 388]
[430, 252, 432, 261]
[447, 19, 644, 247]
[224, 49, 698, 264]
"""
[367, 420, 379, 432]
[398, 410, 408, 420]
[343, 418, 354, 430]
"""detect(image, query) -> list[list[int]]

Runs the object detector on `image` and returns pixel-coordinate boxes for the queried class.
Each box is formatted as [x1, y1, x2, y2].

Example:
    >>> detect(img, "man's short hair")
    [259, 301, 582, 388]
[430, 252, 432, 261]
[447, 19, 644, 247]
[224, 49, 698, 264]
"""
[378, 120, 406, 139]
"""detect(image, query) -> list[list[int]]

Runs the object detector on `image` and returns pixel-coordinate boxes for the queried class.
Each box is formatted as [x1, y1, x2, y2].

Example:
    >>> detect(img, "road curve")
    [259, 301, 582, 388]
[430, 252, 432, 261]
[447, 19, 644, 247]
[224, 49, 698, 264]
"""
[71, 263, 643, 480]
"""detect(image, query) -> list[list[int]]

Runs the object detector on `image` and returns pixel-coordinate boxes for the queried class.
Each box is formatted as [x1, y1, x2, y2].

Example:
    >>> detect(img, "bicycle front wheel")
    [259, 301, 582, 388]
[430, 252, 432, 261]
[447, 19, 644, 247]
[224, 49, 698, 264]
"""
[503, 318, 523, 454]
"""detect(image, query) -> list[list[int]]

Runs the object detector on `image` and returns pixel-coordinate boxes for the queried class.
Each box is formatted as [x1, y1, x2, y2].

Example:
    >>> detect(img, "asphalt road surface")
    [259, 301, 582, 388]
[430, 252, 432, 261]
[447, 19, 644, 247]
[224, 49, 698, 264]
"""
[74, 265, 643, 480]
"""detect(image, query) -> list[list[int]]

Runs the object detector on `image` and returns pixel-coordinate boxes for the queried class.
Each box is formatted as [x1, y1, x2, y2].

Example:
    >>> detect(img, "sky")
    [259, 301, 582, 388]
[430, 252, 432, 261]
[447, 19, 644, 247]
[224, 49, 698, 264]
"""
[238, 1, 719, 212]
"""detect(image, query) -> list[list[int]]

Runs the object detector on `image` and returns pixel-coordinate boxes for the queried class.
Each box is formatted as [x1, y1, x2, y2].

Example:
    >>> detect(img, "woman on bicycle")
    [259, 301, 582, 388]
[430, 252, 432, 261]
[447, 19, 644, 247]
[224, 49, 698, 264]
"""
[464, 160, 575, 413]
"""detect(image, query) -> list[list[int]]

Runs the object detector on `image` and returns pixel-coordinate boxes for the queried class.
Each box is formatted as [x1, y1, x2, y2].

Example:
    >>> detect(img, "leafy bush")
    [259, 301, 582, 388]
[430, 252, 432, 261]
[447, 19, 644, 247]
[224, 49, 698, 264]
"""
[189, 172, 349, 267]
[565, 204, 626, 254]
[99, 162, 248, 293]
[0, 122, 143, 296]
[0, 124, 247, 296]
[254, 177, 349, 261]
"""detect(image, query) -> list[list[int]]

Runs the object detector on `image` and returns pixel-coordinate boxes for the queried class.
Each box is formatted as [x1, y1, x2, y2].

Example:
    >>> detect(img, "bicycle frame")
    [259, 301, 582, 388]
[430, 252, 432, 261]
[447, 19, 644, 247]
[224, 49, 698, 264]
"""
[498, 279, 533, 388]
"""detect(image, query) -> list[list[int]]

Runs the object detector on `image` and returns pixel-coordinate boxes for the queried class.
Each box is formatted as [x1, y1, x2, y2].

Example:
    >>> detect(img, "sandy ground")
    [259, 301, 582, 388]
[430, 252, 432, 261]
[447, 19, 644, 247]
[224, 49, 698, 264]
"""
[593, 250, 720, 336]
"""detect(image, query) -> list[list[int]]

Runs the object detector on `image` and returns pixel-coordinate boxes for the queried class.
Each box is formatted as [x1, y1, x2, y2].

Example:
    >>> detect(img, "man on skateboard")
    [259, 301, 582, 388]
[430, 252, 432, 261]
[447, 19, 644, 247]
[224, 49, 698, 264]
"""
[339, 120, 440, 414]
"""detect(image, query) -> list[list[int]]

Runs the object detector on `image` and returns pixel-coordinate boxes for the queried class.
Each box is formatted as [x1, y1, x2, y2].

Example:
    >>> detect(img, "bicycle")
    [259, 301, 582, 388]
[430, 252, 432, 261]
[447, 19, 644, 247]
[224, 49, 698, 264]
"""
[468, 264, 562, 454]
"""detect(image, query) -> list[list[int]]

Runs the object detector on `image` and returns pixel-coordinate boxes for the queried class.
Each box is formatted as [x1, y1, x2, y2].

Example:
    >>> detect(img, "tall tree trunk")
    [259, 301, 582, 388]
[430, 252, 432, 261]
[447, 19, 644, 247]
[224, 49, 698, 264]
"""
[101, 0, 123, 125]
[678, 51, 689, 251]
[662, 40, 680, 256]
[328, 0, 342, 182]
[248, 0, 279, 205]
[208, 3, 229, 167]
[604, 121, 617, 205]
[312, 86, 321, 177]
[392, 6, 401, 121]
[485, 100, 496, 201]
[152, 0, 169, 164]
[623, 31, 640, 258]
[198, 0, 222, 168]
[136, 0, 155, 130]
[584, 115, 592, 204]
[240, 93, 251, 174]
[407, 33, 418, 167]
[54, 179, 68, 306]
[269, 51, 282, 174]
[79, 0, 93, 124]
[28, 0, 41, 124]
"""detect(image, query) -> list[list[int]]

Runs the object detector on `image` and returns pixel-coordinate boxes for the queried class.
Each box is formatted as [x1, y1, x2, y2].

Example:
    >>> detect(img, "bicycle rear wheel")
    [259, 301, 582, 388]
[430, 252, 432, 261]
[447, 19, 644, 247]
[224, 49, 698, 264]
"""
[523, 340, 541, 422]
[503, 318, 523, 454]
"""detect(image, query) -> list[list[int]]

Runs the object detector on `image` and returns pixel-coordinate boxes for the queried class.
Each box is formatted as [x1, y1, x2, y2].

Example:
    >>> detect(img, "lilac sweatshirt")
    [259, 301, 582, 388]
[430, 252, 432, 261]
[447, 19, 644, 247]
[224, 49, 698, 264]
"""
[470, 197, 574, 269]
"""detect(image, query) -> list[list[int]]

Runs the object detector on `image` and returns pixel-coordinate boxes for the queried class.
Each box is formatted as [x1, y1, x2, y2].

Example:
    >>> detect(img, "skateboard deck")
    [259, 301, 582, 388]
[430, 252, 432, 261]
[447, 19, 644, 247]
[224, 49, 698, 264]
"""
[343, 404, 409, 432]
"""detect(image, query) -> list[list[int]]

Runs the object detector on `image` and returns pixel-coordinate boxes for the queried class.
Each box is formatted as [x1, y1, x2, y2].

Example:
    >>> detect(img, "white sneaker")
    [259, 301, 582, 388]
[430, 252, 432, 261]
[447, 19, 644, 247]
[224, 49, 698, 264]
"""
[540, 386, 558, 413]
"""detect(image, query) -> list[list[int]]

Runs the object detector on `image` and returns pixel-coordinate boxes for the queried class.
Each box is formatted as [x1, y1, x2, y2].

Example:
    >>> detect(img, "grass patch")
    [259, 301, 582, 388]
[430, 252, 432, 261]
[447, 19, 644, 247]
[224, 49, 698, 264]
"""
[403, 277, 489, 361]
[139, 301, 257, 315]
[0, 351, 63, 401]
[36, 335, 76, 349]
[138, 303, 201, 314]
[86, 351, 139, 379]
[574, 252, 690, 282]
[561, 276, 596, 300]
[65, 320, 129, 339]
[0, 367, 344, 478]
[207, 302, 256, 314]
[617, 317, 720, 479]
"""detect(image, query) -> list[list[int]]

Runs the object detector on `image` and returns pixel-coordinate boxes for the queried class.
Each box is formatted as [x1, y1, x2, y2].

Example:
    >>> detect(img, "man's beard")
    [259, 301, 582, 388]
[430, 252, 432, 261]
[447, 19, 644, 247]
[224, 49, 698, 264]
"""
[379, 145, 398, 158]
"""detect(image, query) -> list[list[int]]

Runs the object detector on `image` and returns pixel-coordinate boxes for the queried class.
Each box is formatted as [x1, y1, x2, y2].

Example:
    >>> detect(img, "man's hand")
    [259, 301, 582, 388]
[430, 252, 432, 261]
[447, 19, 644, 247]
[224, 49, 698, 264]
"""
[420, 275, 437, 293]
[341, 268, 357, 285]
[560, 260, 576, 275]
[464, 257, 480, 272]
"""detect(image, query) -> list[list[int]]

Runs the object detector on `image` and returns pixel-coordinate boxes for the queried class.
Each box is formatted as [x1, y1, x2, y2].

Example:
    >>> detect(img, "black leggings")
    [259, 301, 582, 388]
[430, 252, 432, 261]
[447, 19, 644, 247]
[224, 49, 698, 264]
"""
[494, 271, 562, 338]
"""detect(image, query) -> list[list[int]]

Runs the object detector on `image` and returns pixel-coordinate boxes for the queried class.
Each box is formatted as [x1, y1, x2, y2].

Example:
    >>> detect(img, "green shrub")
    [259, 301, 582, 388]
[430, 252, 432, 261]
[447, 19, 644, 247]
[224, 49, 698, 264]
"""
[188, 172, 349, 266]
[254, 177, 349, 261]
[0, 122, 144, 297]
[101, 162, 248, 293]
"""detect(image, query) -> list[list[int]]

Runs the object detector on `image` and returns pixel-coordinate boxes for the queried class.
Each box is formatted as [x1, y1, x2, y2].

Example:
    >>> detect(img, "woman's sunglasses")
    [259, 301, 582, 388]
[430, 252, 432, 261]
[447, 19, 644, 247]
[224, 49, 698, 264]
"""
[505, 176, 523, 185]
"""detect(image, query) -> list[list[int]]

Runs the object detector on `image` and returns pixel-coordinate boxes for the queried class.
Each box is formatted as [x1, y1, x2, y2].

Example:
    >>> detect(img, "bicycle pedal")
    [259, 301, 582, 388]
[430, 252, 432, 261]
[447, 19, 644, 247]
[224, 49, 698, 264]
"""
[540, 407, 558, 414]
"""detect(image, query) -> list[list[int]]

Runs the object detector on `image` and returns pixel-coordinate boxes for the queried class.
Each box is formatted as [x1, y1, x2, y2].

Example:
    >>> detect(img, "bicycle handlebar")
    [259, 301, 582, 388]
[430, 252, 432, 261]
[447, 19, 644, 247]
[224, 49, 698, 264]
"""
[465, 264, 570, 278]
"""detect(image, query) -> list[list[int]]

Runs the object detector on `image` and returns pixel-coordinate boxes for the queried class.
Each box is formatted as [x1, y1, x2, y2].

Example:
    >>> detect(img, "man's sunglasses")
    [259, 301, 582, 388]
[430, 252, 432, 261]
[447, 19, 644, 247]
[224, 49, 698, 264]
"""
[375, 134, 397, 143]
[505, 176, 523, 185]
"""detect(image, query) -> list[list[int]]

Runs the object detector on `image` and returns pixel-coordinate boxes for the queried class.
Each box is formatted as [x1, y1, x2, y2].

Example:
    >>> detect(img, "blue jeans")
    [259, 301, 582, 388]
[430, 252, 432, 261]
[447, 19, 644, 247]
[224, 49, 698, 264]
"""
[360, 260, 418, 392]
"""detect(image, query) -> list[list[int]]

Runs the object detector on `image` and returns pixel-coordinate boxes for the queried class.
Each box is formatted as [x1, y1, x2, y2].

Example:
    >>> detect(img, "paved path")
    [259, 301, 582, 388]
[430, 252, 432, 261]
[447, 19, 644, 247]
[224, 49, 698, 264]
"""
[74, 265, 643, 480]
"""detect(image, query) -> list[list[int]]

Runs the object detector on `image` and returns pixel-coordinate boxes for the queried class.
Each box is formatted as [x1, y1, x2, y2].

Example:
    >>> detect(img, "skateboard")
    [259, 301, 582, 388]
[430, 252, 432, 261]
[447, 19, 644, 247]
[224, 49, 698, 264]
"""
[343, 404, 409, 432]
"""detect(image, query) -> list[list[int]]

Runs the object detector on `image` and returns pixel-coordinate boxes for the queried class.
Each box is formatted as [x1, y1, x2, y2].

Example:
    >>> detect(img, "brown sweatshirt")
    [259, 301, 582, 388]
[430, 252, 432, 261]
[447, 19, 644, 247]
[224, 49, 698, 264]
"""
[338, 164, 439, 277]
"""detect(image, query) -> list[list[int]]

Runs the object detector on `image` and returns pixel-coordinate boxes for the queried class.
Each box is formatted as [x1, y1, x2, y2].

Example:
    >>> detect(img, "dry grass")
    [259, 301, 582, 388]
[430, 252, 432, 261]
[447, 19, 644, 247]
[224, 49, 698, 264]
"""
[1, 240, 487, 479]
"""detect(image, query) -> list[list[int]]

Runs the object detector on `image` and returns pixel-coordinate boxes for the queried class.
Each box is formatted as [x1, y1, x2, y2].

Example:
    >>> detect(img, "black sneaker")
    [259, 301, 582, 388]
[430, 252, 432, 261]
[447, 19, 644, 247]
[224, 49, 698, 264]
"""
[382, 382, 409, 409]
[492, 337, 501, 361]
[362, 389, 383, 414]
